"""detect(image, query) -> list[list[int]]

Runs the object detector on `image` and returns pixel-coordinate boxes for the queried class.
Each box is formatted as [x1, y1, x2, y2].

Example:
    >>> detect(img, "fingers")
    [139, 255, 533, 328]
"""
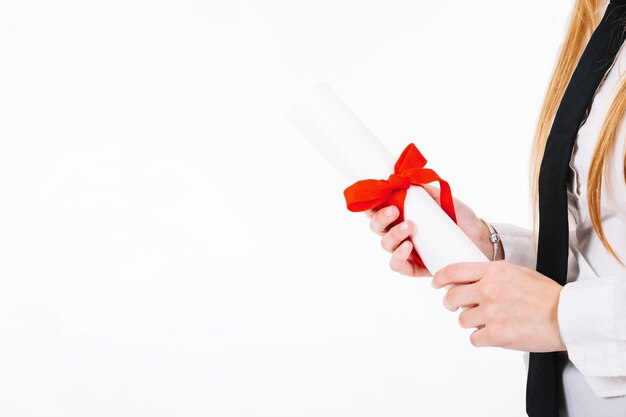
[443, 283, 480, 312]
[369, 205, 399, 235]
[431, 261, 490, 289]
[389, 240, 431, 277]
[389, 240, 413, 273]
[469, 326, 494, 347]
[458, 306, 487, 329]
[381, 220, 413, 253]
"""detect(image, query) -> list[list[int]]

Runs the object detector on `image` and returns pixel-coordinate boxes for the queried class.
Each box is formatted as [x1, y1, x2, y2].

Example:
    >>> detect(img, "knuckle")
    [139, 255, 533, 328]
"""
[446, 263, 463, 277]
[389, 222, 401, 236]
[377, 211, 394, 229]
[434, 267, 451, 285]
[458, 311, 469, 329]
[479, 283, 492, 300]
[383, 224, 407, 253]
[369, 217, 378, 233]
[433, 269, 451, 288]
[370, 216, 385, 235]
[483, 305, 497, 322]
[371, 212, 389, 234]
[479, 280, 499, 301]
[388, 223, 401, 239]
[469, 331, 481, 347]
[380, 233, 393, 253]
[394, 245, 410, 263]
[388, 256, 399, 272]
[445, 287, 457, 306]
[380, 235, 390, 252]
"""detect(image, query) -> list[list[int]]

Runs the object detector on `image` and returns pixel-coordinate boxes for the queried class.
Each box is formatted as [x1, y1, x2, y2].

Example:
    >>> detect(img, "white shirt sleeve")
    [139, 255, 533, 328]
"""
[489, 222, 537, 269]
[558, 274, 626, 397]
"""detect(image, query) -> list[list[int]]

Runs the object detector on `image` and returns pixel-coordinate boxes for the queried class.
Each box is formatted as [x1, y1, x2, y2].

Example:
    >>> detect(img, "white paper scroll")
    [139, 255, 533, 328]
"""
[287, 83, 487, 273]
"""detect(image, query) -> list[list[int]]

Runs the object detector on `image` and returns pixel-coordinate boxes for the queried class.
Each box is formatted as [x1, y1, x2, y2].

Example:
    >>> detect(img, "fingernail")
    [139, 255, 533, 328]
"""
[400, 221, 409, 231]
[402, 241, 411, 250]
[385, 207, 394, 217]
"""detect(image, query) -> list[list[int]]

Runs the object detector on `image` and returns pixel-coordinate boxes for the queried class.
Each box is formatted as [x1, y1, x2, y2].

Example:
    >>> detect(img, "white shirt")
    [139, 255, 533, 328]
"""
[491, 3, 626, 414]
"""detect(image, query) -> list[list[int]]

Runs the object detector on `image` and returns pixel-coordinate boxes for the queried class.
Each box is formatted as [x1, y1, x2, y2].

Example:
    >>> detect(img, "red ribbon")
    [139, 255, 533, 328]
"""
[343, 143, 458, 268]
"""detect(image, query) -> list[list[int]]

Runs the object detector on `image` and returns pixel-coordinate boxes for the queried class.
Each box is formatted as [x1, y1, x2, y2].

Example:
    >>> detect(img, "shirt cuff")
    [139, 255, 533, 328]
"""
[558, 276, 626, 378]
[489, 222, 537, 269]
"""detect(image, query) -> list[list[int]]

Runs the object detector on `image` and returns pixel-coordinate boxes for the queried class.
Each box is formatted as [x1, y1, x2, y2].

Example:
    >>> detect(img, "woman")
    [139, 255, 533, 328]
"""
[366, 1, 626, 416]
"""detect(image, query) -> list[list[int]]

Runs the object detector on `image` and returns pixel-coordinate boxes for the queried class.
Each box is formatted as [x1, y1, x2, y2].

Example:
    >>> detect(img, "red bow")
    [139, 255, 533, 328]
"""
[343, 143, 457, 269]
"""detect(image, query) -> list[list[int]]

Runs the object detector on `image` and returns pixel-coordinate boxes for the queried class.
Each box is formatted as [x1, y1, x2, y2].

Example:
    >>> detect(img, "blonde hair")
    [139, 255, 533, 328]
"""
[530, 0, 626, 266]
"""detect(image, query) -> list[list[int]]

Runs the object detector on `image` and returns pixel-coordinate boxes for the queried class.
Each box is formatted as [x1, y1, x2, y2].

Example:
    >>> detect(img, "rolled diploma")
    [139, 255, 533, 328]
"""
[287, 83, 487, 273]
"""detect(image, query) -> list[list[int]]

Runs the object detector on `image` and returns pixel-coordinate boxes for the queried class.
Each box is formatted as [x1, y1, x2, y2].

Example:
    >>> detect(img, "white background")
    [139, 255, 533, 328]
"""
[0, 1, 574, 416]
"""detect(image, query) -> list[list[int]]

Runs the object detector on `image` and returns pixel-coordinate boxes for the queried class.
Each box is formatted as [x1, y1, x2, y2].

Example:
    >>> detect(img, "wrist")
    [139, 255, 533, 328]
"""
[471, 218, 504, 261]
[467, 220, 491, 257]
[551, 284, 566, 351]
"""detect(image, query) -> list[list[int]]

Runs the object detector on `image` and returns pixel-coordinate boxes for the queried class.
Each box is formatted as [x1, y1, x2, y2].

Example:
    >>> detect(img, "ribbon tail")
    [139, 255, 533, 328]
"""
[402, 169, 458, 224]
[437, 179, 457, 224]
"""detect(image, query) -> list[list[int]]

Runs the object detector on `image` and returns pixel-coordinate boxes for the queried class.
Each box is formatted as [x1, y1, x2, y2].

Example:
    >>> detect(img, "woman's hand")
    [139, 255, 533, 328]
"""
[432, 260, 565, 352]
[365, 184, 502, 277]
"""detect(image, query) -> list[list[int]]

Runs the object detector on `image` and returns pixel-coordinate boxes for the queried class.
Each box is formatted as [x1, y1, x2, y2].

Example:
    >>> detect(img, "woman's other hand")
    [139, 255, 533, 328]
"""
[433, 261, 565, 352]
[365, 184, 502, 277]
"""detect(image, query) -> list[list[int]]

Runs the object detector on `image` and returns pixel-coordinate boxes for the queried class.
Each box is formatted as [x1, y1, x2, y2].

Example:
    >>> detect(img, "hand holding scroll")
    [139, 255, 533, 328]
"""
[367, 184, 504, 277]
